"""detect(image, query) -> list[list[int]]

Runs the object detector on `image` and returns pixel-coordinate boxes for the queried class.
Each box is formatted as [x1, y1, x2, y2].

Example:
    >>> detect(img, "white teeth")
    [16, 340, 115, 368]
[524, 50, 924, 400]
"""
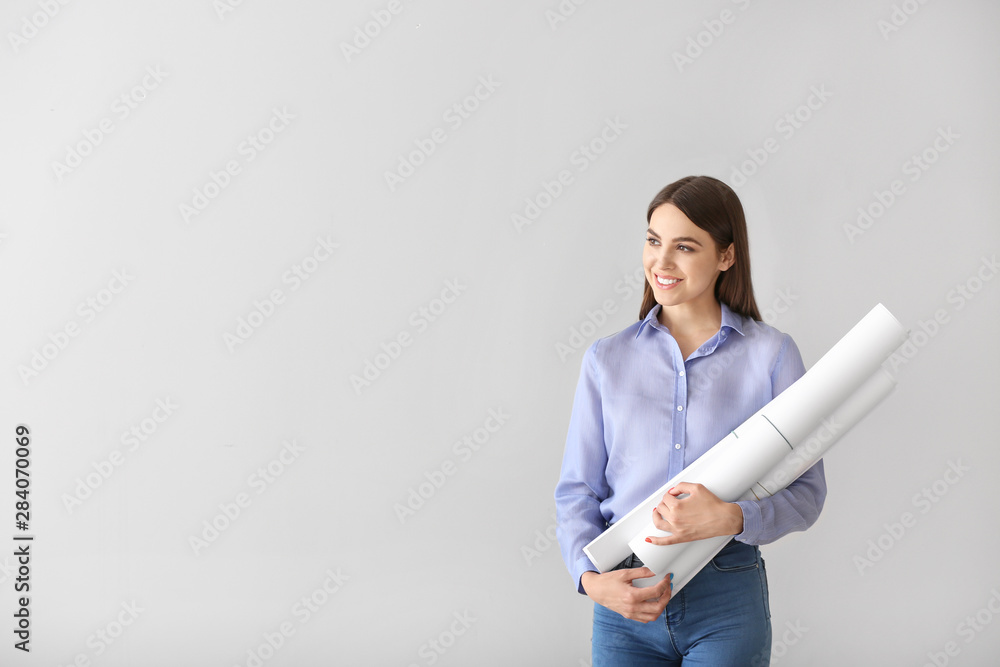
[657, 277, 679, 285]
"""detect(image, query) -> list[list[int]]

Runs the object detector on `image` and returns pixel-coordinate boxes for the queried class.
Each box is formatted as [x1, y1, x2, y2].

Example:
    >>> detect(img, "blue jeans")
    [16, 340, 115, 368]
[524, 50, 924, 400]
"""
[592, 539, 772, 666]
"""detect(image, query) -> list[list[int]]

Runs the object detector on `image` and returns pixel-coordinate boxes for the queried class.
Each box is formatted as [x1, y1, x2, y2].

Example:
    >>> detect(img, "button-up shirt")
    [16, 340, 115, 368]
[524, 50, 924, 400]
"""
[555, 301, 827, 593]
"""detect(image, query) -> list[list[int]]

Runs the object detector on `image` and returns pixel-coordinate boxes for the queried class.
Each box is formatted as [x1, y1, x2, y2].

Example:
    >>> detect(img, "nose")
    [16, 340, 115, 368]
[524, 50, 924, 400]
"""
[657, 248, 676, 270]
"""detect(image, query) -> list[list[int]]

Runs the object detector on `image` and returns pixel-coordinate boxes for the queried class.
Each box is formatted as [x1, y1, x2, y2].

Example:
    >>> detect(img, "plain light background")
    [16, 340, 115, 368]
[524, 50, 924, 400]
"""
[2, 1, 998, 665]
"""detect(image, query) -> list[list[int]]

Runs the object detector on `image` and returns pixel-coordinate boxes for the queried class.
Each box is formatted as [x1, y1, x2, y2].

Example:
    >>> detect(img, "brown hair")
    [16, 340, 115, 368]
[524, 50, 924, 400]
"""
[639, 175, 761, 321]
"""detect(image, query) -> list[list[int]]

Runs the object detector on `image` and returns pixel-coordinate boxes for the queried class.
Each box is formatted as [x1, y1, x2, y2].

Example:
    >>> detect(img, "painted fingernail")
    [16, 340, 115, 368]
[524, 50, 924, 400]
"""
[645, 537, 652, 543]
[669, 573, 673, 580]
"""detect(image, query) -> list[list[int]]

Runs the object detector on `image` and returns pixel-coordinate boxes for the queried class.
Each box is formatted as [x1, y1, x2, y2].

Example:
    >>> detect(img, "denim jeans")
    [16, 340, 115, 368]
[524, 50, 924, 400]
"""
[592, 539, 772, 666]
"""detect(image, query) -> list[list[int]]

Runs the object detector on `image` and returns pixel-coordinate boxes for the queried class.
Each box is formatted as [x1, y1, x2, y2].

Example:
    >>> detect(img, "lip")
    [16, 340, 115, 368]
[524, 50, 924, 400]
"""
[653, 273, 682, 290]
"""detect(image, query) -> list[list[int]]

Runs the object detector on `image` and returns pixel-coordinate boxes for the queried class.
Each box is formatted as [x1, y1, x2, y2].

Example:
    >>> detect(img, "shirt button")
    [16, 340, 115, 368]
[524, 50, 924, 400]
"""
[674, 443, 681, 450]
[677, 405, 683, 411]
[679, 370, 685, 377]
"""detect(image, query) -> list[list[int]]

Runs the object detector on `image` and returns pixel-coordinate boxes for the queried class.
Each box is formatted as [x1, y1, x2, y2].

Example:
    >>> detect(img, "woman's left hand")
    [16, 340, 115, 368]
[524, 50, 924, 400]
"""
[645, 482, 744, 545]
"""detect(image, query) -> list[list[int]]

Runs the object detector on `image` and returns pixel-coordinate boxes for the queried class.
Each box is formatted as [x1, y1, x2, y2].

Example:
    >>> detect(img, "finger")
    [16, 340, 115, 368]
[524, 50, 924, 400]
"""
[670, 482, 697, 498]
[651, 508, 672, 531]
[627, 571, 672, 599]
[657, 572, 674, 596]
[644, 533, 683, 546]
[622, 566, 655, 582]
[636, 572, 672, 597]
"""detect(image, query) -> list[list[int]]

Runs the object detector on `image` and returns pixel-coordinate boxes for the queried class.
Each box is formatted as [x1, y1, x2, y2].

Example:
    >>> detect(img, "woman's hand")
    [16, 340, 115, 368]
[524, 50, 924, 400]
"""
[580, 568, 672, 623]
[645, 482, 744, 546]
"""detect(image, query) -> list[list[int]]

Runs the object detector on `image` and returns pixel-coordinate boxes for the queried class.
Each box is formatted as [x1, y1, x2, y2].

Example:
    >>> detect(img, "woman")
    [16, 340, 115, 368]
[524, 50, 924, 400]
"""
[554, 176, 826, 666]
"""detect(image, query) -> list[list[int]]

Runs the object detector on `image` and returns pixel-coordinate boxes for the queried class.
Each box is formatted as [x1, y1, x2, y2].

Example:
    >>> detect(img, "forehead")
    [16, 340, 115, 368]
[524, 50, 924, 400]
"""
[648, 204, 710, 240]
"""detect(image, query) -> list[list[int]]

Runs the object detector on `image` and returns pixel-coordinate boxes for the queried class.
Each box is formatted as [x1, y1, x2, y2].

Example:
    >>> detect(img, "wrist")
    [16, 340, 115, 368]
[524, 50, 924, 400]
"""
[727, 502, 744, 534]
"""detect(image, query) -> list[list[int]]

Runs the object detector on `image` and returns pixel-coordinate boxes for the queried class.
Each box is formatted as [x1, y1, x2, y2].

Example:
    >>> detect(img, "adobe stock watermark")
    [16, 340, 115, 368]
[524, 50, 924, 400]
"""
[878, 0, 933, 40]
[729, 85, 832, 188]
[350, 277, 467, 394]
[885, 253, 997, 374]
[7, 0, 74, 54]
[843, 126, 959, 244]
[521, 512, 558, 566]
[233, 567, 350, 667]
[405, 610, 477, 667]
[214, 0, 248, 20]
[61, 397, 179, 514]
[17, 268, 134, 386]
[920, 587, 1000, 667]
[553, 267, 645, 361]
[223, 235, 339, 352]
[384, 76, 501, 192]
[545, 0, 592, 31]
[188, 439, 305, 556]
[0, 555, 20, 586]
[179, 107, 295, 224]
[554, 267, 644, 362]
[751, 619, 808, 666]
[340, 0, 415, 63]
[50, 65, 168, 183]
[511, 117, 627, 233]
[55, 601, 143, 667]
[394, 407, 510, 523]
[672, 0, 753, 73]
[853, 459, 969, 575]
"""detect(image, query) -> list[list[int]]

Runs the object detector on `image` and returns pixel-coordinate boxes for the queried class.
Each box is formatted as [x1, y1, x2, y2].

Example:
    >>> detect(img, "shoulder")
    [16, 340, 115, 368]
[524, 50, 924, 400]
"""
[737, 317, 798, 352]
[585, 318, 644, 355]
[735, 316, 804, 372]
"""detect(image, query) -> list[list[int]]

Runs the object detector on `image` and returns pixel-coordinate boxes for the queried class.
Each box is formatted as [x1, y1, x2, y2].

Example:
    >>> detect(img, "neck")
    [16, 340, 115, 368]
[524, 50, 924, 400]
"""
[657, 298, 723, 334]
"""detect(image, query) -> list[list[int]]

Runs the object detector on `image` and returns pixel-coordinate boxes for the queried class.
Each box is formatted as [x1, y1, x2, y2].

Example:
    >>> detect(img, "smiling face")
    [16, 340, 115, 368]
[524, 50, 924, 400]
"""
[643, 203, 735, 320]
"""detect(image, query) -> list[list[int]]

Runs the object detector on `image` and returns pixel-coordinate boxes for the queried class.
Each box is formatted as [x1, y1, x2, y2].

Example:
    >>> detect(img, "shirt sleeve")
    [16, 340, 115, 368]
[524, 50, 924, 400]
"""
[554, 340, 612, 594]
[733, 333, 828, 545]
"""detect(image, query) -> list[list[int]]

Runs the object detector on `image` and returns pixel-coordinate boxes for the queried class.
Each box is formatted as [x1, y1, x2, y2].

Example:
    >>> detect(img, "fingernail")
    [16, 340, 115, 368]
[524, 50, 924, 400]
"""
[669, 573, 673, 580]
[645, 537, 652, 543]
[668, 487, 675, 493]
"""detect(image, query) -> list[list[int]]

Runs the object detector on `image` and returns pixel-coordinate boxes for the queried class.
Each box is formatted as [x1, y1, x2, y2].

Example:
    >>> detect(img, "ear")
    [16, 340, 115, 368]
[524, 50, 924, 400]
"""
[719, 243, 735, 272]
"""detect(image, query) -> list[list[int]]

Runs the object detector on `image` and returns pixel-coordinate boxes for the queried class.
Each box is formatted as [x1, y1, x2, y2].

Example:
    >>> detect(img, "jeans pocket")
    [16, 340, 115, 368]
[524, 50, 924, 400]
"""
[710, 543, 759, 573]
[759, 556, 771, 621]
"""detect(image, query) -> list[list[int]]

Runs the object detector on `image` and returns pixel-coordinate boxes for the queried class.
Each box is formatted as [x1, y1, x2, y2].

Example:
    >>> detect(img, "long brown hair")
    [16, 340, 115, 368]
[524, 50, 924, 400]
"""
[639, 176, 762, 321]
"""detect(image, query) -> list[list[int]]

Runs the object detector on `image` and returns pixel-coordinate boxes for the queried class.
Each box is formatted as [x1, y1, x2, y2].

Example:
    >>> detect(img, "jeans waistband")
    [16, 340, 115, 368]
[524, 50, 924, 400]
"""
[611, 537, 746, 571]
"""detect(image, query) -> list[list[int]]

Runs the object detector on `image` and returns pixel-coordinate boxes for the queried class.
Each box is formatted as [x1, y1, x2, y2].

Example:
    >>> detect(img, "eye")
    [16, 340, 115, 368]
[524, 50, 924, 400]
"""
[677, 244, 693, 252]
[645, 236, 660, 246]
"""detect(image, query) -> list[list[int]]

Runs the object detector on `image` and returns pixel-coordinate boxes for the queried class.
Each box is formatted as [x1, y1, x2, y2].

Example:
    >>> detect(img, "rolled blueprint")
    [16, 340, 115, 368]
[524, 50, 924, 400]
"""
[583, 303, 907, 590]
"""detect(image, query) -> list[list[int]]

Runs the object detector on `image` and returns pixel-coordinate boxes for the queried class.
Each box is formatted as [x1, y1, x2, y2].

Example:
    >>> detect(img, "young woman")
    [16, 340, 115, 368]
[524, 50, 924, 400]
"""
[555, 176, 826, 666]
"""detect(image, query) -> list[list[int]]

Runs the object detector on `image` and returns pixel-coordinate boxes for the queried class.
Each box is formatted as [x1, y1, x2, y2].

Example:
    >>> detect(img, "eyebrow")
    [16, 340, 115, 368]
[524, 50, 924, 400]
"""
[645, 229, 704, 246]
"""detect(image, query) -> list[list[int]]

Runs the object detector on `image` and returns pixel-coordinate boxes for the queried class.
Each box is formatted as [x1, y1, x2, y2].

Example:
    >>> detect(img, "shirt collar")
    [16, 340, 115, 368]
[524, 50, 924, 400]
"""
[634, 301, 746, 339]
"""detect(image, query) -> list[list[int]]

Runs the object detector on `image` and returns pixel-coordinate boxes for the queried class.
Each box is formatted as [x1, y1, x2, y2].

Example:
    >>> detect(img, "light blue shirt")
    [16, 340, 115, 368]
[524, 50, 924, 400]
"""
[555, 301, 827, 593]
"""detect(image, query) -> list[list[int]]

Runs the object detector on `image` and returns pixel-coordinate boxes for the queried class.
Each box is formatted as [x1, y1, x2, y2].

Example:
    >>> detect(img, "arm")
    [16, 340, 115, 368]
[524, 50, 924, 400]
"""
[555, 341, 674, 620]
[735, 332, 827, 545]
[554, 341, 610, 594]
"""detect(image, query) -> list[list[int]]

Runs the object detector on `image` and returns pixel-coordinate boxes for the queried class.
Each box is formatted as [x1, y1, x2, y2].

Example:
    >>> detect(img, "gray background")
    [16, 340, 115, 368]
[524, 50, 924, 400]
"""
[2, 0, 999, 665]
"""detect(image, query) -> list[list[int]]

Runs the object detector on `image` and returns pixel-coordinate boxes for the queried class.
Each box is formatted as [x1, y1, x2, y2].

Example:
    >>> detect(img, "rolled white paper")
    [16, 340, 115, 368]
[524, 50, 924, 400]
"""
[582, 304, 907, 590]
[659, 367, 898, 594]
[627, 413, 791, 575]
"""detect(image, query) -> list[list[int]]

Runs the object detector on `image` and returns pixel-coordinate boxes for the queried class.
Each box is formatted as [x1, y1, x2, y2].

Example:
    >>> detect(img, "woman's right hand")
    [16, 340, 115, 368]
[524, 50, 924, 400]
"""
[580, 568, 673, 623]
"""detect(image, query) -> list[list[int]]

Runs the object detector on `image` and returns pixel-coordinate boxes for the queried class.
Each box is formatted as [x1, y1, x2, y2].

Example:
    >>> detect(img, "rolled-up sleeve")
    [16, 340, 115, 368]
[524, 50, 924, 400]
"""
[734, 333, 828, 545]
[554, 341, 611, 594]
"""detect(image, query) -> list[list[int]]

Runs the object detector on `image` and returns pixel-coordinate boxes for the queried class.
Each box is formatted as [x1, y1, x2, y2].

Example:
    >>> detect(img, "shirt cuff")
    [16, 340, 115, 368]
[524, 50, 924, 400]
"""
[734, 500, 763, 544]
[574, 555, 599, 595]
